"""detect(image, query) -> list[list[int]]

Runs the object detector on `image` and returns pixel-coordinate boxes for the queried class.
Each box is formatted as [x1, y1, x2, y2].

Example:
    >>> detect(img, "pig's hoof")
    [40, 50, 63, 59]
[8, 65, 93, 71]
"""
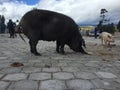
[34, 52, 41, 56]
[56, 51, 66, 55]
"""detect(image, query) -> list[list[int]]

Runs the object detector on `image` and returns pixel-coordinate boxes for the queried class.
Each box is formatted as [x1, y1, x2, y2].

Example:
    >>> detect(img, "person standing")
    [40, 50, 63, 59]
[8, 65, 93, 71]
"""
[7, 19, 15, 38]
[94, 27, 98, 39]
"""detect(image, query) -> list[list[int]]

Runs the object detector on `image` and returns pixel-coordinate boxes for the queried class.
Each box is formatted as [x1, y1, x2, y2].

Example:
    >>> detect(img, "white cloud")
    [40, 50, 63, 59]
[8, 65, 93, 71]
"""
[0, 0, 120, 25]
[0, 1, 34, 23]
[36, 0, 120, 25]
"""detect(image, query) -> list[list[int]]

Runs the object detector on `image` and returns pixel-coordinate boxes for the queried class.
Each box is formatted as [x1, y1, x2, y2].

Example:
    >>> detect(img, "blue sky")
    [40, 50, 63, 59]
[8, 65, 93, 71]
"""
[18, 0, 39, 5]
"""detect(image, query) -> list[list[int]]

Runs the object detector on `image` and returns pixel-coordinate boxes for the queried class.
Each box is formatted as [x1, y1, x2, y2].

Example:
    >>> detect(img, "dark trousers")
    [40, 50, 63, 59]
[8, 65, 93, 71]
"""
[9, 29, 15, 38]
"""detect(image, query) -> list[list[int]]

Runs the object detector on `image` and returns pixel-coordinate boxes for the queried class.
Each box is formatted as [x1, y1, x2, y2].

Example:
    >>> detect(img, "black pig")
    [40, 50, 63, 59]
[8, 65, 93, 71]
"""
[18, 9, 87, 56]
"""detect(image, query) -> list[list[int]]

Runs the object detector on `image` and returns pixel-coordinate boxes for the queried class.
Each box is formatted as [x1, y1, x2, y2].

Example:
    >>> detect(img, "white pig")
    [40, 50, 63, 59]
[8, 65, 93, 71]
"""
[101, 32, 115, 46]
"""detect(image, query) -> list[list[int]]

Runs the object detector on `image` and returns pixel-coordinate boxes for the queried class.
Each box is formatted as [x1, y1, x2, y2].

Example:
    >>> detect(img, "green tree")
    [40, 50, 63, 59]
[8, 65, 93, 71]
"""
[97, 20, 103, 32]
[110, 23, 115, 34]
[0, 15, 5, 33]
[97, 9, 109, 33]
[100, 8, 108, 23]
[0, 15, 2, 33]
[102, 23, 115, 34]
[117, 20, 120, 32]
[107, 23, 115, 34]
[97, 9, 115, 34]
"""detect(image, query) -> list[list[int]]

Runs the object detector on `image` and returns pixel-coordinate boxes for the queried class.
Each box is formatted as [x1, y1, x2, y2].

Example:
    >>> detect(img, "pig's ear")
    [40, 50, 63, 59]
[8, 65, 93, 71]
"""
[108, 35, 111, 39]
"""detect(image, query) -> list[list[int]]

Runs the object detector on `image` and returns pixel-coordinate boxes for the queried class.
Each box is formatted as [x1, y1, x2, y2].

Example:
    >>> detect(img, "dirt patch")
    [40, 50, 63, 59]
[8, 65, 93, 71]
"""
[114, 32, 120, 38]
[86, 43, 120, 59]
[10, 62, 24, 67]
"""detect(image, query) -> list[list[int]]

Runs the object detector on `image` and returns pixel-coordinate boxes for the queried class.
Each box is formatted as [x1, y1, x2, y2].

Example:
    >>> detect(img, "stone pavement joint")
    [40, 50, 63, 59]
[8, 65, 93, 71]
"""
[0, 34, 120, 90]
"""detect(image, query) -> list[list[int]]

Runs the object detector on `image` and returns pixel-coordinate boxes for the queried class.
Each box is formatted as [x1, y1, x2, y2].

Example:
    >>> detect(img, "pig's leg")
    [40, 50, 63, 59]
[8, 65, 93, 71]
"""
[29, 39, 41, 56]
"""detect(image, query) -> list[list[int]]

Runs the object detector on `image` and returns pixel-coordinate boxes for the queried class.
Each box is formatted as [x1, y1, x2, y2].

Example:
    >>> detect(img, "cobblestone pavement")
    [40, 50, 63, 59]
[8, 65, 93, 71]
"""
[0, 34, 120, 90]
